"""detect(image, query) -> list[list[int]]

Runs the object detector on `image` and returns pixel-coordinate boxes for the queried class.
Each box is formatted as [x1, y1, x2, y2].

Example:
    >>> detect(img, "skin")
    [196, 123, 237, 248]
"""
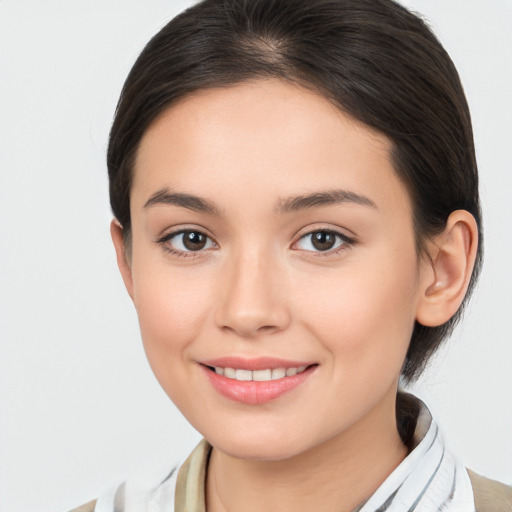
[112, 79, 478, 512]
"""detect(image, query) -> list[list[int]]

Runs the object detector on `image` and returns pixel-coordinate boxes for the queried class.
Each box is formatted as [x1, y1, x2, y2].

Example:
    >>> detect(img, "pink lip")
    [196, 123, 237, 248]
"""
[200, 359, 317, 405]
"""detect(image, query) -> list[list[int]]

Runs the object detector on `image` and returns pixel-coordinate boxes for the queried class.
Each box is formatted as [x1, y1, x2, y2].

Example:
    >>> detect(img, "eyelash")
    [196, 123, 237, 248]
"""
[156, 228, 356, 259]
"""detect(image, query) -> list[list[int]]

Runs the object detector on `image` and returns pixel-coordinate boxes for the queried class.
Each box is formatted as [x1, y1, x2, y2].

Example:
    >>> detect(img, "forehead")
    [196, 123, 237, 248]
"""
[132, 79, 410, 216]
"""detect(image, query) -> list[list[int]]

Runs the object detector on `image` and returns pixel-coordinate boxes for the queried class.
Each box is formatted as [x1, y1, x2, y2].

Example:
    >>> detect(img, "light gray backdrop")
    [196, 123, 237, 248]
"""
[0, 1, 511, 511]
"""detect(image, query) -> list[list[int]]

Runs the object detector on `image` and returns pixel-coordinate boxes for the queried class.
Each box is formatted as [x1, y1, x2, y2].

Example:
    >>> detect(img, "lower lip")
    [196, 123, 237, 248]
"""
[201, 365, 317, 405]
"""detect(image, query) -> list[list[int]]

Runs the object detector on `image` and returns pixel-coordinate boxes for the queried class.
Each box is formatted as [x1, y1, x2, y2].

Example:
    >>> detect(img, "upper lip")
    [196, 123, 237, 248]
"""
[200, 356, 316, 371]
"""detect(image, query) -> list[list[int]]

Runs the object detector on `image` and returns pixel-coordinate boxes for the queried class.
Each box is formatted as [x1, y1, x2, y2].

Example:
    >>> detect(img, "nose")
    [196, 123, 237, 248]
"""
[214, 249, 291, 338]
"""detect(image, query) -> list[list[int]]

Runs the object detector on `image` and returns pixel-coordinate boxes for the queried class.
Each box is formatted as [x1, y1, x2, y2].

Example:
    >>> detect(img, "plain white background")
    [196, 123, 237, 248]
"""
[0, 1, 511, 510]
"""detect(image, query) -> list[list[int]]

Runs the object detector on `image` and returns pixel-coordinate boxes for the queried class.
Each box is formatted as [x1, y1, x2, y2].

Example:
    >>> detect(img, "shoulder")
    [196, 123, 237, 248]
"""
[67, 499, 97, 512]
[468, 469, 512, 512]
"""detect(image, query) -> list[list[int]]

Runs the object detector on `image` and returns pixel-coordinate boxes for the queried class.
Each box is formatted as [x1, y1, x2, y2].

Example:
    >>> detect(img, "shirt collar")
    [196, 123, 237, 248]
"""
[175, 437, 210, 512]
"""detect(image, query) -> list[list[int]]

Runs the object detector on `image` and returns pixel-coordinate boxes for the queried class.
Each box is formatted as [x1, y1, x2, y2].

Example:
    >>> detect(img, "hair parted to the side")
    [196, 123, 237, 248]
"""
[107, 0, 483, 386]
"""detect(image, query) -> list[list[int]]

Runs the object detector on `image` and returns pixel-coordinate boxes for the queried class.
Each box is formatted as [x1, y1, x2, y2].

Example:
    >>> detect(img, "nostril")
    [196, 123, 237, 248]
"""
[219, 323, 281, 338]
[257, 325, 280, 333]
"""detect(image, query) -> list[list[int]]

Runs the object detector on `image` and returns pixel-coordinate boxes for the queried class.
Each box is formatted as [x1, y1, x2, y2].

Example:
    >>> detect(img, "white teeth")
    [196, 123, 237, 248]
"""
[235, 369, 252, 381]
[271, 368, 286, 380]
[224, 367, 236, 378]
[253, 369, 272, 381]
[214, 365, 310, 381]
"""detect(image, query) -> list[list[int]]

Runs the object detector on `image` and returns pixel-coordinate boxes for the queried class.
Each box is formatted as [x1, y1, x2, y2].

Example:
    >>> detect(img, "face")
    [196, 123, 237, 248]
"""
[120, 79, 431, 461]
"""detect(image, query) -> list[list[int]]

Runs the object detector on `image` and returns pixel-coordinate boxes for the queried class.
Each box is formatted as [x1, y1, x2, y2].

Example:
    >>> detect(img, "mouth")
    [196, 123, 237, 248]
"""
[199, 359, 318, 405]
[202, 364, 311, 382]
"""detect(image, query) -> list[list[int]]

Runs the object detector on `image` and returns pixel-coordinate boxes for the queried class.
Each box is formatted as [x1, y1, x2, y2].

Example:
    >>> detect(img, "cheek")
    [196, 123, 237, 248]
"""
[131, 261, 216, 378]
[296, 248, 420, 370]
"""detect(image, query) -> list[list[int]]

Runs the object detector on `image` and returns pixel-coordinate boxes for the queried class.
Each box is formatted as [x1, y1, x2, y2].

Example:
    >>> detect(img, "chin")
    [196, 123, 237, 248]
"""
[203, 424, 319, 461]
[218, 440, 304, 461]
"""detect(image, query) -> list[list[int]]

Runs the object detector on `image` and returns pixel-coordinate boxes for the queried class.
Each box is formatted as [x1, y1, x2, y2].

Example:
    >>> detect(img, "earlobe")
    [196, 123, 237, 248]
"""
[416, 210, 478, 327]
[110, 219, 135, 301]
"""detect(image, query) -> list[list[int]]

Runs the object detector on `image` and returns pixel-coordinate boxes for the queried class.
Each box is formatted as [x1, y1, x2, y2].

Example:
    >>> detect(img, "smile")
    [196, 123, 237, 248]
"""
[200, 358, 318, 405]
[211, 366, 308, 381]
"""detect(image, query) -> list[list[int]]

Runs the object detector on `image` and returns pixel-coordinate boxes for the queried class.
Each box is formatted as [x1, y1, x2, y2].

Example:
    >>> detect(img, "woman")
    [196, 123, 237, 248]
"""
[71, 0, 511, 510]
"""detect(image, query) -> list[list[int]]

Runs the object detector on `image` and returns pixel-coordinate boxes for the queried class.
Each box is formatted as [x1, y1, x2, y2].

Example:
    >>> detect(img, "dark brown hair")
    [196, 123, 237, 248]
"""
[107, 0, 483, 384]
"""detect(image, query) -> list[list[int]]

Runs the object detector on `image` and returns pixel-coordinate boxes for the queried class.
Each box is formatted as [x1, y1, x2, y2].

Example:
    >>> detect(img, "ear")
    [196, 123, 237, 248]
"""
[416, 210, 479, 327]
[110, 219, 134, 301]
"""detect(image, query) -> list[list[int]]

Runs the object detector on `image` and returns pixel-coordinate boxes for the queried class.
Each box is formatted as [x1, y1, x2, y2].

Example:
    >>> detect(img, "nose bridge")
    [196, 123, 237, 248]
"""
[215, 243, 290, 337]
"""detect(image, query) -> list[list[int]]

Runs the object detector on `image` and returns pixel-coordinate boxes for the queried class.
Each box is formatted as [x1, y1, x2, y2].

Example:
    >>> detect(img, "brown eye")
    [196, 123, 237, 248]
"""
[295, 229, 351, 253]
[182, 231, 208, 250]
[311, 231, 336, 251]
[161, 229, 215, 254]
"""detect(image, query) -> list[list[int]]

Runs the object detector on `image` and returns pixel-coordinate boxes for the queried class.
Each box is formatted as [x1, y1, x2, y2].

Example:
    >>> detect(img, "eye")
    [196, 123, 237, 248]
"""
[294, 229, 352, 253]
[158, 229, 216, 255]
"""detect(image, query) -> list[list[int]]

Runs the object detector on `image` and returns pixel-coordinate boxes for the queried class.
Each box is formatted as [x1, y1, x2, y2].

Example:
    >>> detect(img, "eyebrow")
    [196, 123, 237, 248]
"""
[143, 188, 377, 216]
[144, 189, 223, 216]
[274, 189, 377, 214]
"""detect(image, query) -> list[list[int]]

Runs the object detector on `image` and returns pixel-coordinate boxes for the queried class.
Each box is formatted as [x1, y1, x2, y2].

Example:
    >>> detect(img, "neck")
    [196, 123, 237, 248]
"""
[206, 389, 407, 512]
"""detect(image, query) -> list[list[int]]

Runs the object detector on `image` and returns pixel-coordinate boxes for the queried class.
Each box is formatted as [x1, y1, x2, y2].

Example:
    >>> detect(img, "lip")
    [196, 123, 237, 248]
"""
[199, 358, 318, 405]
